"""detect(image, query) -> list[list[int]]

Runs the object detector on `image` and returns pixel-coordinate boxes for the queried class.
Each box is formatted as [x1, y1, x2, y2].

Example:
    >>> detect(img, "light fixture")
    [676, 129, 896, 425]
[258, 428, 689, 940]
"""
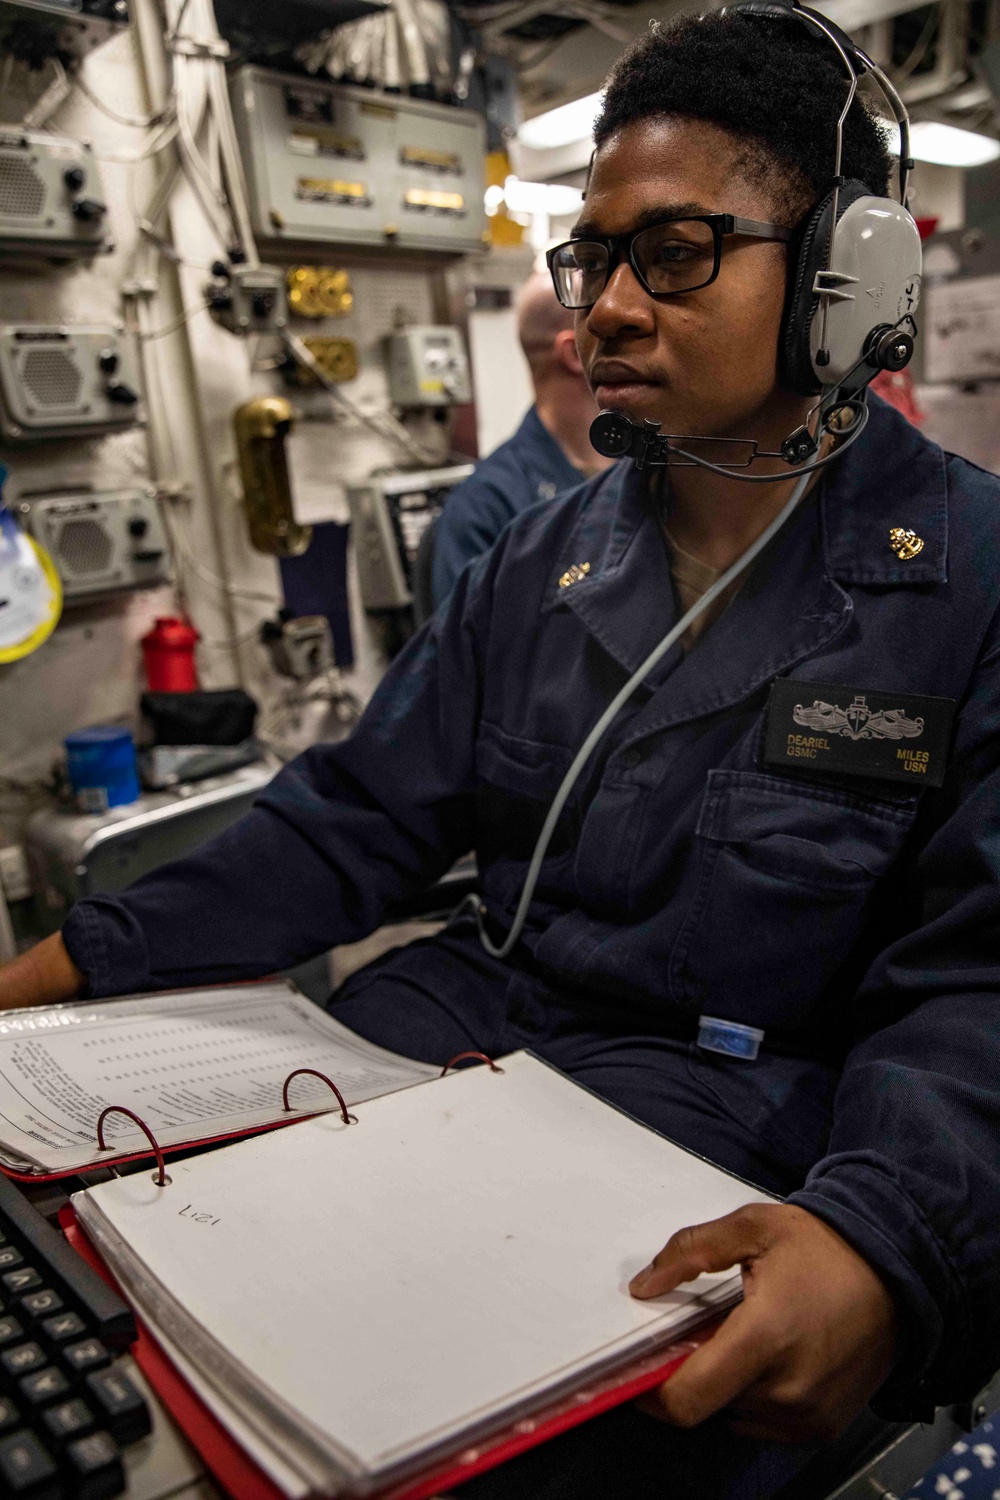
[484, 177, 584, 220]
[502, 177, 584, 216]
[517, 91, 603, 151]
[890, 120, 1000, 167]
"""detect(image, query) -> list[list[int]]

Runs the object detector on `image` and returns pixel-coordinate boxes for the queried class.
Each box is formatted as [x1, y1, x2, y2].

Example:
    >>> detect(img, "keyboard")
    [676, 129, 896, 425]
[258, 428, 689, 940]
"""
[0, 1172, 151, 1499]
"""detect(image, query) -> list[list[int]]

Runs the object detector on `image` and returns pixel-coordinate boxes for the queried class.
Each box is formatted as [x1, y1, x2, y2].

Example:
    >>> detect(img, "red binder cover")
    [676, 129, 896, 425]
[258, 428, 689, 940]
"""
[60, 1206, 719, 1500]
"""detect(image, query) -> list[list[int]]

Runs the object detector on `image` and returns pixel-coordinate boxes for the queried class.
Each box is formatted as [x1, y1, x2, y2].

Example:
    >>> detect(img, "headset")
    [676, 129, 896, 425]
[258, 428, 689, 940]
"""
[588, 0, 923, 478]
[464, 3, 923, 961]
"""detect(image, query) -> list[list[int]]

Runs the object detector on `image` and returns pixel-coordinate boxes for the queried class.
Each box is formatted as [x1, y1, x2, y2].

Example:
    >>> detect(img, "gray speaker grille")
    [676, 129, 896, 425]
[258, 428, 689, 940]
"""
[0, 155, 46, 218]
[22, 348, 83, 408]
[56, 518, 113, 575]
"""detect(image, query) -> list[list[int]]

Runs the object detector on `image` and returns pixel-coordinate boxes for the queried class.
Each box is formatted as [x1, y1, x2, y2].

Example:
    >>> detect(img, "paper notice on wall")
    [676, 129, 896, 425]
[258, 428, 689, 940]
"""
[924, 274, 1000, 384]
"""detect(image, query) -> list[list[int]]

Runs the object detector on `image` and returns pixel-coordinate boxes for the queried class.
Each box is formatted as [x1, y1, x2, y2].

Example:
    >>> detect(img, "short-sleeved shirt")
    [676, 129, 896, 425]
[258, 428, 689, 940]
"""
[432, 405, 582, 608]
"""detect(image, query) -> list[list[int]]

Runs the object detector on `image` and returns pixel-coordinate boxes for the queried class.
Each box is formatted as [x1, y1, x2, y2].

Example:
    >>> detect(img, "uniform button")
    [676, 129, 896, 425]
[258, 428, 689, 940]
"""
[624, 748, 644, 769]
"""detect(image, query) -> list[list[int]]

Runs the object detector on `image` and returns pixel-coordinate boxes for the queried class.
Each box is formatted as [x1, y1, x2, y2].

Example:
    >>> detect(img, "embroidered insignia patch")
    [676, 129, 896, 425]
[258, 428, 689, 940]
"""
[762, 679, 956, 787]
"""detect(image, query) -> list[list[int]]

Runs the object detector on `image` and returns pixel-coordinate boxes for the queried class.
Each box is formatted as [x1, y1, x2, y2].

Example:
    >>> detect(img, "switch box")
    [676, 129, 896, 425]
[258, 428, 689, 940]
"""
[0, 130, 111, 259]
[387, 326, 471, 407]
[0, 325, 142, 441]
[229, 67, 487, 254]
[205, 263, 288, 335]
[17, 488, 170, 602]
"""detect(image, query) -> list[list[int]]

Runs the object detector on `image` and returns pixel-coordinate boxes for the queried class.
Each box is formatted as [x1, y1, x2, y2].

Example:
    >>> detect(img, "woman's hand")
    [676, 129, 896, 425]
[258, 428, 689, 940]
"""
[630, 1202, 898, 1443]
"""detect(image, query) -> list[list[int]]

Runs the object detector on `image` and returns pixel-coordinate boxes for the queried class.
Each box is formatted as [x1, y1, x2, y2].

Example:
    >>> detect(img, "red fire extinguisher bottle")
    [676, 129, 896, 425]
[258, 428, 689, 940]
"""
[141, 617, 200, 693]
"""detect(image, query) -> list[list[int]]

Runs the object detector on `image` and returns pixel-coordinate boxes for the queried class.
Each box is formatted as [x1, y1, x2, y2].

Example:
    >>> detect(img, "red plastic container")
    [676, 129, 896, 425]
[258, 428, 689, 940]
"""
[141, 617, 200, 693]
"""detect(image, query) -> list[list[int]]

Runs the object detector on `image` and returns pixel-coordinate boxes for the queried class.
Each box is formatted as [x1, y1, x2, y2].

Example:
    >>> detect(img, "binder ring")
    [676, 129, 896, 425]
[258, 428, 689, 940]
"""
[440, 1051, 504, 1077]
[282, 1068, 356, 1125]
[96, 1106, 171, 1186]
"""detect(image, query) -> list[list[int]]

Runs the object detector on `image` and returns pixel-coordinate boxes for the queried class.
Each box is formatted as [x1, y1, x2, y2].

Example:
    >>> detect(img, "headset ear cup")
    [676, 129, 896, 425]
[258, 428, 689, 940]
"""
[780, 179, 871, 397]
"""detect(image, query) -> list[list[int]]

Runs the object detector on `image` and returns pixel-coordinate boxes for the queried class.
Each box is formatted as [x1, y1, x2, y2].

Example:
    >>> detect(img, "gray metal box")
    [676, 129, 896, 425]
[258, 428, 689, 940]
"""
[0, 129, 111, 259]
[25, 762, 277, 931]
[386, 326, 471, 406]
[18, 488, 171, 602]
[348, 463, 473, 609]
[229, 67, 487, 254]
[0, 324, 142, 442]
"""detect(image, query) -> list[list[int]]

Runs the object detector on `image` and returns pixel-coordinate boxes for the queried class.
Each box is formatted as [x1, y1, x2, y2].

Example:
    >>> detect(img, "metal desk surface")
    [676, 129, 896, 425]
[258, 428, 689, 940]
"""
[105, 1356, 223, 1500]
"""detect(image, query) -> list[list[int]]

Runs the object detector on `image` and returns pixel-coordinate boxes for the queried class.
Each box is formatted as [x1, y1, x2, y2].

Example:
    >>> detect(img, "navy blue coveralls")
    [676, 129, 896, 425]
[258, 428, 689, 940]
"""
[62, 396, 1000, 1498]
[432, 404, 582, 607]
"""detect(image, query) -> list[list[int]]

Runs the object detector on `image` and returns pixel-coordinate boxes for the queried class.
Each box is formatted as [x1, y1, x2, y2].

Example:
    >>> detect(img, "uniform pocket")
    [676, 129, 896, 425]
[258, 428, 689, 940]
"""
[474, 720, 575, 862]
[669, 769, 917, 1032]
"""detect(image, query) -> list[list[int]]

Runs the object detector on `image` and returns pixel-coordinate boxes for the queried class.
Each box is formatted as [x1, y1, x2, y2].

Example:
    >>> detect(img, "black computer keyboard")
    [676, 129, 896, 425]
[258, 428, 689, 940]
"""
[0, 1172, 151, 1499]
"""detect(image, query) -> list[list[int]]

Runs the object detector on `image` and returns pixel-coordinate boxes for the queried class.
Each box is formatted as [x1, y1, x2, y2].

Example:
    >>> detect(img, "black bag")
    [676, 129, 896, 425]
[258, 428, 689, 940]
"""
[140, 690, 259, 747]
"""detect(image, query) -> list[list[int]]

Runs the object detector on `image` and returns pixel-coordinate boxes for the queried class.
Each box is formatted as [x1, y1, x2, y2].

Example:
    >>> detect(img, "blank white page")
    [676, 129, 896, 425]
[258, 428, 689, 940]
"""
[75, 1052, 771, 1483]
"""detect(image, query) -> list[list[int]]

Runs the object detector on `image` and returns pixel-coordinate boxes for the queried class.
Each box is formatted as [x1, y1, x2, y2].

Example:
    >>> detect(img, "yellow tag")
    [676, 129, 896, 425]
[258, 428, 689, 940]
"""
[402, 188, 465, 215]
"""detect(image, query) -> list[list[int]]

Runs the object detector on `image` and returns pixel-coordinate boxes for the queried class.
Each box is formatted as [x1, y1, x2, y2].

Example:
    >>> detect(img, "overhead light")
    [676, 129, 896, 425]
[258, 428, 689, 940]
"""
[518, 91, 603, 151]
[502, 177, 583, 216]
[484, 177, 584, 220]
[890, 120, 1000, 167]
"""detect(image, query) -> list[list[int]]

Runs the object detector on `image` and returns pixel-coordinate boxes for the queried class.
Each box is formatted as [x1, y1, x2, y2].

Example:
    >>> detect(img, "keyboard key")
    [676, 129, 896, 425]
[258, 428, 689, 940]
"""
[0, 1314, 24, 1346]
[2, 1268, 41, 1296]
[65, 1429, 123, 1500]
[86, 1366, 152, 1446]
[0, 1395, 20, 1433]
[63, 1337, 111, 1376]
[19, 1366, 70, 1408]
[0, 1176, 134, 1351]
[40, 1311, 85, 1344]
[0, 1428, 59, 1495]
[43, 1396, 96, 1443]
[19, 1290, 62, 1324]
[0, 1245, 23, 1271]
[1, 1342, 46, 1377]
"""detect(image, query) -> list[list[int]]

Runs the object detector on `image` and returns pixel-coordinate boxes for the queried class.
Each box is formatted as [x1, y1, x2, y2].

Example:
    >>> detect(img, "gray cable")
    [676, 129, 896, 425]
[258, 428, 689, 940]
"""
[466, 466, 815, 959]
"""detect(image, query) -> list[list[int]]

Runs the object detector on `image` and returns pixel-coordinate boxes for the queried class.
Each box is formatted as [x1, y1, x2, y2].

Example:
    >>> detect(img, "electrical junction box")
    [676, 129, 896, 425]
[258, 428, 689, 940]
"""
[0, 130, 110, 259]
[17, 488, 170, 602]
[205, 262, 288, 335]
[0, 325, 141, 442]
[347, 463, 474, 609]
[387, 325, 471, 406]
[229, 67, 487, 255]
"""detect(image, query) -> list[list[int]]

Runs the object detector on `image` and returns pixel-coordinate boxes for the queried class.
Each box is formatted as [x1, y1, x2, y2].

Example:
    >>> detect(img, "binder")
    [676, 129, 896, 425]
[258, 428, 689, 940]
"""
[68, 1049, 774, 1498]
[62, 1202, 721, 1500]
[0, 982, 436, 1181]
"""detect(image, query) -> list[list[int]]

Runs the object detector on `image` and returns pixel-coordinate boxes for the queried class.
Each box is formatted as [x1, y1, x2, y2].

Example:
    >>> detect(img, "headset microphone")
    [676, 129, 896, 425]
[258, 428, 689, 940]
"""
[588, 315, 915, 481]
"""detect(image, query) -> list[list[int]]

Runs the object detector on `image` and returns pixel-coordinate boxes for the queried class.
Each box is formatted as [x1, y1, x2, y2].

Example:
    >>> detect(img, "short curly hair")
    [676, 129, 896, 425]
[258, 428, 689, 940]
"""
[593, 10, 893, 223]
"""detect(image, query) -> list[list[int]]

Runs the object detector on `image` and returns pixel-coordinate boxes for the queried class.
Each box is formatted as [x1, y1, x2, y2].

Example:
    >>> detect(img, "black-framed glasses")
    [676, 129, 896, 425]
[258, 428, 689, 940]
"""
[546, 214, 793, 309]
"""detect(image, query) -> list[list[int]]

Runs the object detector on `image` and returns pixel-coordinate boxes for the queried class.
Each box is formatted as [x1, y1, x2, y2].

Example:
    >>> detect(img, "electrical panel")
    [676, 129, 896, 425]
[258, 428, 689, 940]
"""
[17, 489, 170, 602]
[347, 464, 474, 610]
[387, 326, 471, 406]
[0, 130, 110, 259]
[205, 262, 288, 335]
[0, 325, 141, 442]
[229, 67, 487, 255]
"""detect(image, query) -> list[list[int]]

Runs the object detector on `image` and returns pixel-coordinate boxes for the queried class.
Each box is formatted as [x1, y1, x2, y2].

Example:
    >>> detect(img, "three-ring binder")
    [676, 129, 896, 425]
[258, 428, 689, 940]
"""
[91, 1053, 504, 1186]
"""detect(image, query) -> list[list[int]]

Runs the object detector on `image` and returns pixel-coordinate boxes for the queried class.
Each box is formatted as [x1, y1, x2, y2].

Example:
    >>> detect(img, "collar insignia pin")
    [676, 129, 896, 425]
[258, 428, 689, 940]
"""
[558, 562, 591, 589]
[889, 527, 924, 561]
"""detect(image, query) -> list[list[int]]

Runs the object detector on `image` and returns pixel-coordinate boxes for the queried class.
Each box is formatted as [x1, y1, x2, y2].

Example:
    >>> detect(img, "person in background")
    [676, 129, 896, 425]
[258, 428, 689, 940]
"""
[431, 271, 614, 608]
